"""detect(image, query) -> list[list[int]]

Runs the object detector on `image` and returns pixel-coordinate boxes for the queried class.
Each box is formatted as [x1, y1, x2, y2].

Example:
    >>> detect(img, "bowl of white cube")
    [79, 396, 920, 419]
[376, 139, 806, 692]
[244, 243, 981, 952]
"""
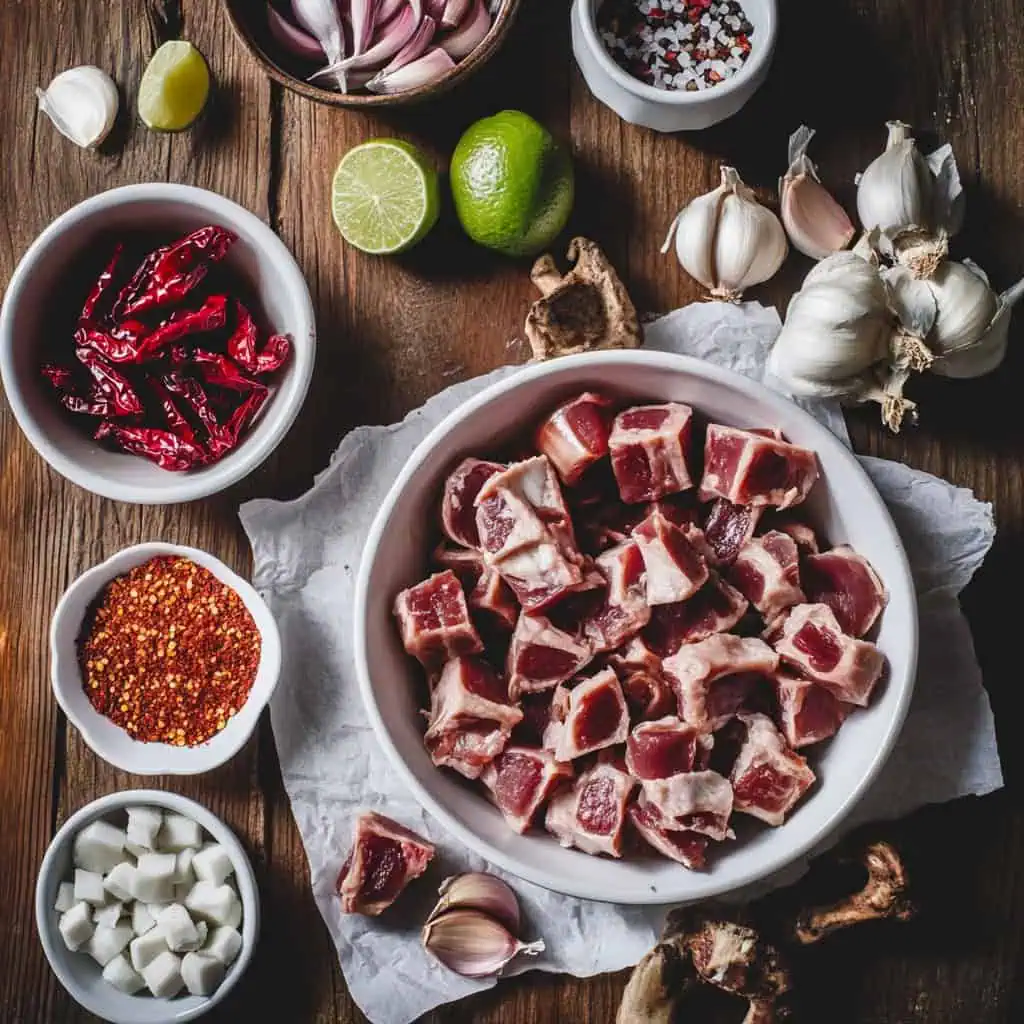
[35, 789, 258, 1024]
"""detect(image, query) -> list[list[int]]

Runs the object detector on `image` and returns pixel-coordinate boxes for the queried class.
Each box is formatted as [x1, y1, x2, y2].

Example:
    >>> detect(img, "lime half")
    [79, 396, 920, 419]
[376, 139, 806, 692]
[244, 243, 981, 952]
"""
[138, 40, 211, 132]
[331, 139, 440, 255]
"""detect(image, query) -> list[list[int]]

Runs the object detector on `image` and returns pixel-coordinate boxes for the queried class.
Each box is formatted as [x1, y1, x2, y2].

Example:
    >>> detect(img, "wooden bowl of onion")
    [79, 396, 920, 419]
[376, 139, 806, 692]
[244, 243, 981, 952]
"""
[222, 0, 521, 107]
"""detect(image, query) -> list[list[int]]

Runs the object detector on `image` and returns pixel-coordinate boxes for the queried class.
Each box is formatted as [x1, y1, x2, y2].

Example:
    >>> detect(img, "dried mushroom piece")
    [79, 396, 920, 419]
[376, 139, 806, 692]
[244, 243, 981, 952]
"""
[525, 237, 641, 361]
[615, 935, 695, 1024]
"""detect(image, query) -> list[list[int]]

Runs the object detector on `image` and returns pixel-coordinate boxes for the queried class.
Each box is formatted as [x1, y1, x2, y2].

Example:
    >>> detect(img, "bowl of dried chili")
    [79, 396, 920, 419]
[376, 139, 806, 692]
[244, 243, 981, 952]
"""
[50, 542, 282, 775]
[0, 183, 315, 503]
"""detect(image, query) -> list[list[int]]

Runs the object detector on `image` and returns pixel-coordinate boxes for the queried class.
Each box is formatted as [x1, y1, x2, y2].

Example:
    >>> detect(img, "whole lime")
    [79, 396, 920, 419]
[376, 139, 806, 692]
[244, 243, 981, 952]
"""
[450, 111, 574, 258]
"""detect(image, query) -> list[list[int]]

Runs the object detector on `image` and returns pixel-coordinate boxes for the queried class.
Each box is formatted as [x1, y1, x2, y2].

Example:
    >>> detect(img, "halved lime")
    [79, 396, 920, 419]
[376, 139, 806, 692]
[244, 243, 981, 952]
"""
[138, 40, 211, 132]
[331, 139, 440, 255]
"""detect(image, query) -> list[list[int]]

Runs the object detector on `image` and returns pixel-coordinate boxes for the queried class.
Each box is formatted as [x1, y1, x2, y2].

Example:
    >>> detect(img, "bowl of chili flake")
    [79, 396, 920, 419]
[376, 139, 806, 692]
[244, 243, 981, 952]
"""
[51, 542, 282, 775]
[0, 183, 315, 504]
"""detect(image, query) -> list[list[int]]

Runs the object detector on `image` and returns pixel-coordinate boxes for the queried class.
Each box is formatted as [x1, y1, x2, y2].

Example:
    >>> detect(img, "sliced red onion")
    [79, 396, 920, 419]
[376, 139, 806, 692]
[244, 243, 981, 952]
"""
[366, 46, 455, 93]
[439, 0, 489, 58]
[440, 0, 470, 29]
[376, 0, 407, 24]
[350, 0, 380, 56]
[267, 3, 326, 61]
[293, 0, 348, 87]
[310, 2, 418, 74]
[377, 14, 436, 75]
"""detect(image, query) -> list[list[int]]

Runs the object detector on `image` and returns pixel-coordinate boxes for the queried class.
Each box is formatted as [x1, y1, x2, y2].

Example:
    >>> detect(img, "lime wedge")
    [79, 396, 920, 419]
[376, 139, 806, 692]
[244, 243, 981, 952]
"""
[138, 40, 211, 132]
[331, 139, 440, 255]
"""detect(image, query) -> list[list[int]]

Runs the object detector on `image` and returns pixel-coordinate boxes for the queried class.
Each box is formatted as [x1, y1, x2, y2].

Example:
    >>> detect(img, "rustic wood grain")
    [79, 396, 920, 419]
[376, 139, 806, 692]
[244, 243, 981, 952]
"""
[1, 0, 1021, 1021]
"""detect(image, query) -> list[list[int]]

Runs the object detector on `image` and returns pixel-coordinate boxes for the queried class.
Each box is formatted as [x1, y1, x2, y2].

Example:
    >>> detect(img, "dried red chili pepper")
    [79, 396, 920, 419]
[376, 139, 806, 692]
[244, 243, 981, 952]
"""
[95, 421, 208, 471]
[187, 349, 264, 392]
[207, 385, 269, 458]
[113, 226, 236, 320]
[79, 243, 124, 324]
[148, 377, 197, 443]
[160, 371, 221, 438]
[75, 347, 144, 417]
[226, 300, 293, 375]
[41, 364, 78, 391]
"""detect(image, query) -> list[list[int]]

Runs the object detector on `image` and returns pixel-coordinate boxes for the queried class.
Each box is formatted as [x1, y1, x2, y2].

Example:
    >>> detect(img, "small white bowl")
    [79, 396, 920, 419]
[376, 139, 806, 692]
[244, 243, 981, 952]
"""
[36, 790, 259, 1024]
[354, 350, 918, 905]
[571, 0, 778, 132]
[0, 183, 316, 504]
[51, 542, 281, 775]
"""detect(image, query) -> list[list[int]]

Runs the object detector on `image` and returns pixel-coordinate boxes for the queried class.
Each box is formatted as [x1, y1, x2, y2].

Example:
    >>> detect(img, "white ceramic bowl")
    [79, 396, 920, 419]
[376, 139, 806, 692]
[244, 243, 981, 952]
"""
[0, 183, 315, 504]
[51, 542, 281, 775]
[36, 789, 259, 1024]
[571, 0, 778, 132]
[354, 351, 918, 905]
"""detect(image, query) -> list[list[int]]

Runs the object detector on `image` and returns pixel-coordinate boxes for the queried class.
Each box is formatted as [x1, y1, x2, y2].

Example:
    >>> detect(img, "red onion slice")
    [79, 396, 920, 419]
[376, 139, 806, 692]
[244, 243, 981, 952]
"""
[440, 0, 489, 58]
[267, 3, 327, 61]
[366, 46, 455, 93]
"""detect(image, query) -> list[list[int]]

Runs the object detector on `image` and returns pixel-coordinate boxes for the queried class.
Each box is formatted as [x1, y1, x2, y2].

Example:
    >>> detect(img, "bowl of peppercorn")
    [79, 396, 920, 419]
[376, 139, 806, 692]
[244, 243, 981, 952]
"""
[571, 0, 778, 133]
[50, 542, 282, 775]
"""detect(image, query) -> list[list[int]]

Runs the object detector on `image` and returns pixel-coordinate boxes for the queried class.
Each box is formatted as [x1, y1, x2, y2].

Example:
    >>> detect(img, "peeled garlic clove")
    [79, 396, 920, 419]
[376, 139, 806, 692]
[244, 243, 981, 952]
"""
[427, 873, 521, 934]
[422, 909, 545, 978]
[856, 121, 934, 237]
[36, 66, 118, 149]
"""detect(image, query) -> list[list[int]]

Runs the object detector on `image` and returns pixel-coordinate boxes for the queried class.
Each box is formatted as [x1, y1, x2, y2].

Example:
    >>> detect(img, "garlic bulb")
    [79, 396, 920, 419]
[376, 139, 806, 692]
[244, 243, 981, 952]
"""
[36, 66, 118, 149]
[856, 121, 934, 237]
[662, 166, 787, 301]
[779, 126, 855, 261]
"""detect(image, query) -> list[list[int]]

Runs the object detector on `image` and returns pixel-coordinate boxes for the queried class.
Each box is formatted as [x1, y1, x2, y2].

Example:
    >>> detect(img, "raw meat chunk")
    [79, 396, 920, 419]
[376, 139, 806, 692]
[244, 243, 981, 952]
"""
[608, 635, 662, 678]
[495, 543, 587, 612]
[633, 509, 709, 605]
[773, 603, 885, 706]
[432, 544, 519, 631]
[628, 798, 709, 869]
[663, 634, 779, 731]
[729, 713, 816, 826]
[481, 747, 573, 834]
[552, 668, 630, 762]
[759, 512, 820, 556]
[545, 762, 636, 857]
[580, 540, 652, 651]
[609, 403, 695, 504]
[802, 546, 888, 637]
[337, 813, 435, 915]
[423, 657, 523, 779]
[703, 498, 763, 564]
[728, 531, 806, 623]
[640, 770, 734, 840]
[626, 717, 712, 779]
[772, 671, 852, 749]
[620, 670, 677, 722]
[574, 499, 648, 554]
[506, 613, 593, 699]
[441, 458, 504, 548]
[393, 570, 483, 668]
[534, 392, 614, 485]
[642, 573, 748, 656]
[700, 424, 819, 510]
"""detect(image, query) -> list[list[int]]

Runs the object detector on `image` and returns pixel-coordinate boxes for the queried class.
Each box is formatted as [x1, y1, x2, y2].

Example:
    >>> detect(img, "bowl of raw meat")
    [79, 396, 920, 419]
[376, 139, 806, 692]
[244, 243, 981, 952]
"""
[354, 351, 917, 904]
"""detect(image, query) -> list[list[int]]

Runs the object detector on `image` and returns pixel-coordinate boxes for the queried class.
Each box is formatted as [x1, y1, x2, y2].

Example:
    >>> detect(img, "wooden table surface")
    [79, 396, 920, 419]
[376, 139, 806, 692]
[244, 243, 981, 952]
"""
[2, 1, 1022, 1021]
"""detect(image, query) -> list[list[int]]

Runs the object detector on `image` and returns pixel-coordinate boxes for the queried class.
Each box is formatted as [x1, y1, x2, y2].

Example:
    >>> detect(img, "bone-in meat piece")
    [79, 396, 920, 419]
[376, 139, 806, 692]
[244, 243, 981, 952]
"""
[535, 392, 614, 485]
[802, 546, 888, 637]
[432, 543, 519, 632]
[578, 539, 652, 652]
[728, 531, 806, 623]
[628, 798, 710, 869]
[703, 498, 763, 564]
[772, 603, 885, 706]
[759, 511, 820, 556]
[506, 613, 593, 699]
[730, 713, 816, 826]
[441, 458, 504, 548]
[633, 509, 709, 606]
[553, 668, 630, 762]
[423, 657, 523, 779]
[609, 403, 695, 504]
[620, 670, 677, 722]
[336, 813, 435, 916]
[393, 570, 483, 669]
[481, 746, 574, 834]
[643, 573, 749, 656]
[663, 634, 779, 731]
[640, 770, 735, 841]
[700, 424, 819, 510]
[545, 761, 636, 857]
[772, 670, 852, 749]
[626, 716, 713, 780]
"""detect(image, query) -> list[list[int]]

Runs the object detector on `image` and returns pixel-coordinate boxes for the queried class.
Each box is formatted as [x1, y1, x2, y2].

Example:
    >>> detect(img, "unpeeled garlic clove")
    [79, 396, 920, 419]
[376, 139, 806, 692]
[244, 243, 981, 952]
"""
[366, 45, 453, 94]
[36, 66, 118, 150]
[427, 873, 521, 934]
[779, 126, 855, 261]
[856, 121, 933, 238]
[422, 909, 545, 978]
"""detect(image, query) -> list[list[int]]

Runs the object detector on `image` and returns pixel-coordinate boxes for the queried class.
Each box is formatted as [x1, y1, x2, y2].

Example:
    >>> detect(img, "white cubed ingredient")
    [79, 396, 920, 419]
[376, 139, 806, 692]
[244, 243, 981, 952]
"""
[126, 806, 163, 850]
[174, 882, 193, 903]
[93, 902, 124, 929]
[172, 848, 196, 886]
[158, 814, 203, 853]
[184, 881, 239, 927]
[129, 929, 169, 972]
[72, 821, 126, 873]
[54, 882, 76, 913]
[181, 951, 226, 997]
[202, 925, 242, 966]
[224, 889, 242, 930]
[58, 902, 95, 951]
[102, 953, 145, 995]
[73, 869, 107, 906]
[156, 903, 200, 953]
[103, 861, 137, 902]
[142, 950, 184, 999]
[85, 923, 134, 967]
[125, 841, 150, 858]
[176, 919, 207, 954]
[132, 902, 156, 937]
[134, 852, 177, 903]
[192, 844, 234, 886]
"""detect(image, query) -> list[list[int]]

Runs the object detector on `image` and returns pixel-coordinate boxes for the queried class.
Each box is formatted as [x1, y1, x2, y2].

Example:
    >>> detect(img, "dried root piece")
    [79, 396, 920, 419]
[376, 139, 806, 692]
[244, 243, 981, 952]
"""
[615, 935, 695, 1024]
[794, 840, 915, 945]
[524, 237, 641, 361]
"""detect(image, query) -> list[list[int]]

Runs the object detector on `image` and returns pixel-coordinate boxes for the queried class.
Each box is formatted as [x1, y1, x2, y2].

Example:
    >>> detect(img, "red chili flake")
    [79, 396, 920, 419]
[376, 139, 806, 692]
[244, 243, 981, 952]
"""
[78, 555, 261, 747]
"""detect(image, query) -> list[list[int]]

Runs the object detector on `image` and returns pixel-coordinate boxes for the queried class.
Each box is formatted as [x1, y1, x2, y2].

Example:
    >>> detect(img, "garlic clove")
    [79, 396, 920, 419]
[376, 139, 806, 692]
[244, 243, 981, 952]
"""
[422, 909, 545, 978]
[427, 873, 521, 934]
[36, 66, 119, 150]
[856, 121, 934, 237]
[663, 181, 725, 293]
[366, 46, 454, 94]
[440, 0, 491, 60]
[310, 3, 419, 76]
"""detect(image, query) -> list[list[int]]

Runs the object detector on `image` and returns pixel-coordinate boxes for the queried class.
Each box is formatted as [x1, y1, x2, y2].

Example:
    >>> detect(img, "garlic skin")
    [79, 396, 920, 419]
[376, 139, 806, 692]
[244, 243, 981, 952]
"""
[422, 909, 545, 978]
[36, 66, 118, 149]
[663, 166, 787, 301]
[779, 126, 855, 261]
[427, 873, 520, 934]
[856, 121, 933, 238]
